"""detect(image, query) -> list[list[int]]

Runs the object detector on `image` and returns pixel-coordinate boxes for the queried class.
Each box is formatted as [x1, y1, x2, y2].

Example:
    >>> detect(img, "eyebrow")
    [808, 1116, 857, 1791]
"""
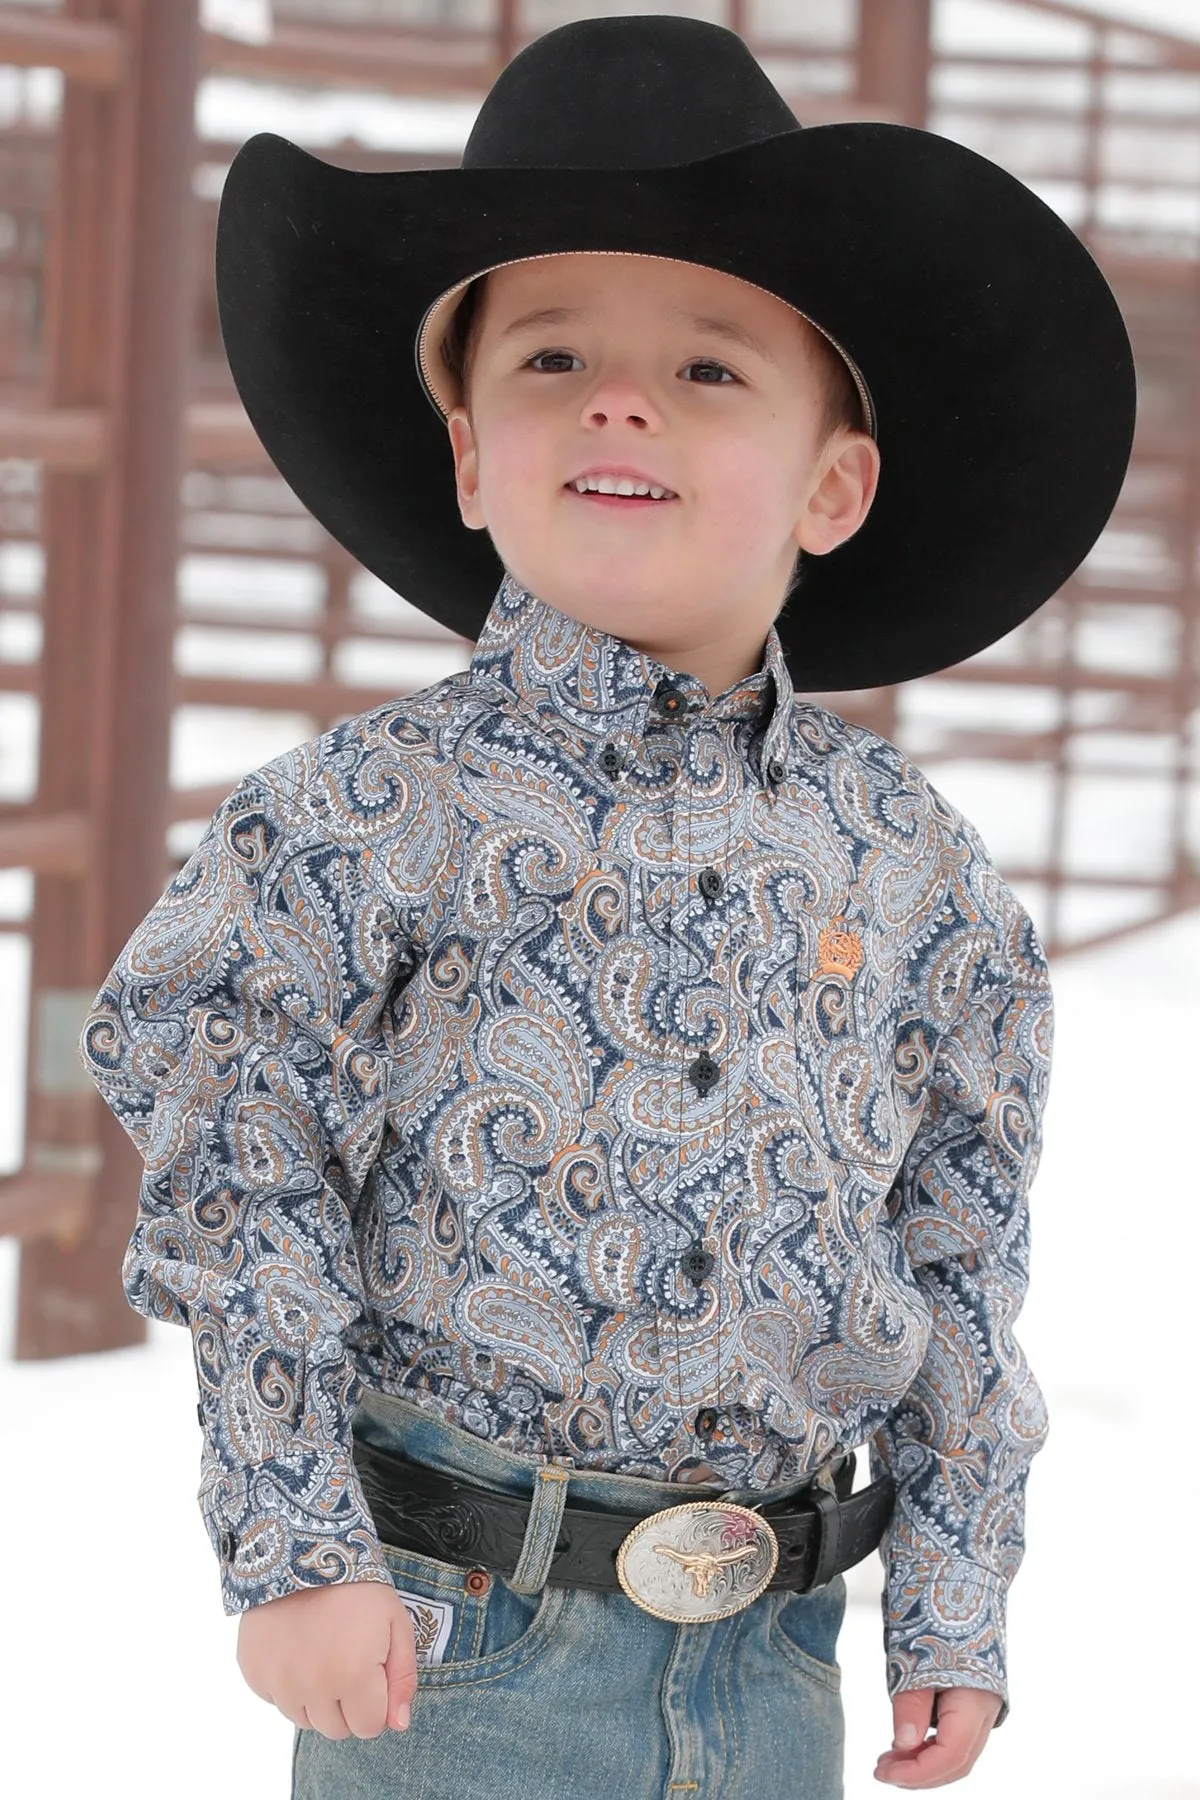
[494, 305, 779, 367]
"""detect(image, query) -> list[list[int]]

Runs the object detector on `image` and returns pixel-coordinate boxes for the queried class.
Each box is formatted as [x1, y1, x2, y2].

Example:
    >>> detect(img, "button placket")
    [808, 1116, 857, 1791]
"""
[657, 678, 736, 1450]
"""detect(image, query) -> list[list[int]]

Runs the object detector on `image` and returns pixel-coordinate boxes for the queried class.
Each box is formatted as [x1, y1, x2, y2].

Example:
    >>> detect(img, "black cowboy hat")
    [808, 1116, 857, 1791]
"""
[213, 12, 1137, 692]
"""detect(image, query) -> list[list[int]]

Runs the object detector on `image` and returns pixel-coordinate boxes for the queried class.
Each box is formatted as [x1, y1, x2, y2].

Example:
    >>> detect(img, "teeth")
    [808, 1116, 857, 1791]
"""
[572, 475, 674, 499]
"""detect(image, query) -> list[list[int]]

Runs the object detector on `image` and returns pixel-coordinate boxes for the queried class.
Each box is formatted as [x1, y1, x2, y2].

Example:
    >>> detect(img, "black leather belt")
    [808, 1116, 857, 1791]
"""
[353, 1434, 894, 1614]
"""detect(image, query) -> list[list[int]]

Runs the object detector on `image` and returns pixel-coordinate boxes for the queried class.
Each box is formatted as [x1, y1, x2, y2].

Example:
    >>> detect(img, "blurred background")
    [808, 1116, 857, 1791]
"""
[0, 4, 1196, 1797]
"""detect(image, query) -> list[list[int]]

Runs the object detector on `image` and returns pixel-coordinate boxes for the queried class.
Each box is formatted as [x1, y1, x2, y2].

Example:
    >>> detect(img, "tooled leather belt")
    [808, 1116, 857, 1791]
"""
[352, 1434, 895, 1615]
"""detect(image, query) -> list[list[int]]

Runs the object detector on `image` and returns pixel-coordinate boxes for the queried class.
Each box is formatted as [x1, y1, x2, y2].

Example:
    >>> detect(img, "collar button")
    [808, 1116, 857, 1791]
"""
[766, 756, 787, 785]
[654, 680, 688, 718]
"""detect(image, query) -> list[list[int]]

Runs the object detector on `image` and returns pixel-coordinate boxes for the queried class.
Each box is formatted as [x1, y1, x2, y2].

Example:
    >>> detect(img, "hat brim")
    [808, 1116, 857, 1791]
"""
[214, 122, 1136, 690]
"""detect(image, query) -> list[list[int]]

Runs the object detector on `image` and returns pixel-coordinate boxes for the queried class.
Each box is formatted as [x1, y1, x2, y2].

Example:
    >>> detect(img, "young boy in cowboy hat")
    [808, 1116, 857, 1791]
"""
[79, 13, 1134, 1798]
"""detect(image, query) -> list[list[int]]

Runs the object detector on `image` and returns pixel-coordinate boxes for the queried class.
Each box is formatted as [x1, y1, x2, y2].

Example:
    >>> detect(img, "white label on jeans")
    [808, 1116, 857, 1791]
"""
[393, 1589, 456, 1667]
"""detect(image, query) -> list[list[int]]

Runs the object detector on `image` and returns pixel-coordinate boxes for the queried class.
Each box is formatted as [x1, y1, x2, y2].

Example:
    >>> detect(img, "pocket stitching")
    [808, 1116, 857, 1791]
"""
[381, 1543, 478, 1596]
[415, 1583, 568, 1687]
[768, 1596, 843, 1693]
[382, 1544, 569, 1685]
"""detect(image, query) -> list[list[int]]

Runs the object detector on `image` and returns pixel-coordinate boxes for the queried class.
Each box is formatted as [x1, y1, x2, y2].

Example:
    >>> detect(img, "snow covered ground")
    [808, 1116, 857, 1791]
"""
[1, 862, 1197, 1798]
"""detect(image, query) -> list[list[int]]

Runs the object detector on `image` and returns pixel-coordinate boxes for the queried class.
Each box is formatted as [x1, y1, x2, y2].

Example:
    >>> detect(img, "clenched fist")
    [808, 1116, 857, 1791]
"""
[236, 1578, 419, 1740]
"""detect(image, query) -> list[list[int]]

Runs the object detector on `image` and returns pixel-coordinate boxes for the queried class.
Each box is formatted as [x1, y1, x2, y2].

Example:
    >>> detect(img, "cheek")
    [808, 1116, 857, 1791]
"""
[475, 415, 560, 502]
[694, 449, 791, 541]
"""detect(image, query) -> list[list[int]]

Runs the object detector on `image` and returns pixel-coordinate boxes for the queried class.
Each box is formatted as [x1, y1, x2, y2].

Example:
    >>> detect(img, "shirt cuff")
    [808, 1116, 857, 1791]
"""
[884, 1555, 1011, 1728]
[198, 1437, 395, 1615]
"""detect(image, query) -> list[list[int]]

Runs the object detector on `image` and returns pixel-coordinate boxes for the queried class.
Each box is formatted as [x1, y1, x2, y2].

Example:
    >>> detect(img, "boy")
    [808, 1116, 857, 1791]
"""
[78, 15, 1135, 1798]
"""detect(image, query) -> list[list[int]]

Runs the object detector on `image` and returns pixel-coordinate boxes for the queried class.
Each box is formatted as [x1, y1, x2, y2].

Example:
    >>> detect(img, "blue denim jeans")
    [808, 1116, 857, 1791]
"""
[291, 1388, 848, 1800]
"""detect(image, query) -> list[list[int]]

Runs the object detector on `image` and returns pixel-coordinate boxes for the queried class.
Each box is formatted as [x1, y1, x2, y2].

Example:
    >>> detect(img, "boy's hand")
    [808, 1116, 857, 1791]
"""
[874, 1687, 1004, 1787]
[236, 1579, 419, 1740]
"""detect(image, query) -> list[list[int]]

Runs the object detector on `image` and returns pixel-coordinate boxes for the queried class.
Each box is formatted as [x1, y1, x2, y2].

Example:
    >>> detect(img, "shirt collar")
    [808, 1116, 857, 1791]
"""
[467, 570, 795, 789]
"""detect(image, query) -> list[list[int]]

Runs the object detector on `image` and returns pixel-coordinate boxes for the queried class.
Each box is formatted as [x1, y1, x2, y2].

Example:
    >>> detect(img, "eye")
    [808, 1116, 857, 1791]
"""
[523, 350, 583, 373]
[681, 360, 739, 384]
[520, 351, 740, 384]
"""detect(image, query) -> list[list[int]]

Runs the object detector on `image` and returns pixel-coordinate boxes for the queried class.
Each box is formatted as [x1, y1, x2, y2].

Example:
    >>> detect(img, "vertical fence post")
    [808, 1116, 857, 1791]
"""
[13, 0, 200, 1359]
[855, 0, 933, 129]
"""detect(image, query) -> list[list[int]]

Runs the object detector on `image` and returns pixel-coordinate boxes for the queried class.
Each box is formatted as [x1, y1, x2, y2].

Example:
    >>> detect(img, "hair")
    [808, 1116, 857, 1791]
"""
[440, 271, 866, 609]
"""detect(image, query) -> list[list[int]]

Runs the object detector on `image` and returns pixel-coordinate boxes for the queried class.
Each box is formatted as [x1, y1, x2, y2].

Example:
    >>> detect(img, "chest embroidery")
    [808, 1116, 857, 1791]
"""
[815, 921, 864, 979]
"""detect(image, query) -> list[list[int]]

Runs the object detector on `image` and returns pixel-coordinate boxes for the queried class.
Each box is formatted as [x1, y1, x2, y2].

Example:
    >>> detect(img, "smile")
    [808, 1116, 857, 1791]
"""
[564, 486, 678, 511]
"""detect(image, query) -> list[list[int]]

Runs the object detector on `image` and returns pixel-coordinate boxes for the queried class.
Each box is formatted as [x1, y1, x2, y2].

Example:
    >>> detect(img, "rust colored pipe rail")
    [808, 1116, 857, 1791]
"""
[0, 7, 125, 85]
[0, 398, 256, 465]
[0, 810, 89, 875]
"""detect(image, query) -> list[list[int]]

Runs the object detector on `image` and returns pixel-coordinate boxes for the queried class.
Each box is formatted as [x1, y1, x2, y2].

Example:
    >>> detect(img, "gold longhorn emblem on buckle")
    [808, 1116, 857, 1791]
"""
[615, 1501, 779, 1623]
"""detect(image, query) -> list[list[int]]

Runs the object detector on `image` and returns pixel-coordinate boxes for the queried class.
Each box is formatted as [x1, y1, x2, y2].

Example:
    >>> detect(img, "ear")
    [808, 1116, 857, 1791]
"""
[795, 434, 881, 557]
[446, 406, 487, 531]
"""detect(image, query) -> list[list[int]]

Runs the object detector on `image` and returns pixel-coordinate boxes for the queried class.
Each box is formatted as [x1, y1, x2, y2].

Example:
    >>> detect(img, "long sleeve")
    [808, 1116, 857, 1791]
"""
[868, 872, 1053, 1726]
[79, 761, 426, 1614]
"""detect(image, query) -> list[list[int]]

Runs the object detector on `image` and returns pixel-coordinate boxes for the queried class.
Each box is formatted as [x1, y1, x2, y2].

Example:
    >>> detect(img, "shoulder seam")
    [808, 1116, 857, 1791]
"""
[234, 729, 443, 947]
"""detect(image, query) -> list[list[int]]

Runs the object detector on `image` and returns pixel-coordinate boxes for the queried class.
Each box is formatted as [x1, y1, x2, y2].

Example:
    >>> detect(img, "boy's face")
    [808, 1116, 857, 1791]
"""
[446, 253, 878, 686]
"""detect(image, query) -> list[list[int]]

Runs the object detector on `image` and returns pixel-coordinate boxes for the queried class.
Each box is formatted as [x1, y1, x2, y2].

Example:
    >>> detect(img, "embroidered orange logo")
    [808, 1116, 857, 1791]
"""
[815, 921, 863, 979]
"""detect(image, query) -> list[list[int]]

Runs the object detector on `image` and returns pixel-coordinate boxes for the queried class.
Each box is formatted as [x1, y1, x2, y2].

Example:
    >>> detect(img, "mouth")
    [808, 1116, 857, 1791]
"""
[563, 484, 679, 511]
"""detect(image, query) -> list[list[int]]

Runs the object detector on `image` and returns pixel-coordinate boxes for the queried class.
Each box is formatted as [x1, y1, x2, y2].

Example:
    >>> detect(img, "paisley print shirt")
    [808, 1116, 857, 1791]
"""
[79, 570, 1052, 1719]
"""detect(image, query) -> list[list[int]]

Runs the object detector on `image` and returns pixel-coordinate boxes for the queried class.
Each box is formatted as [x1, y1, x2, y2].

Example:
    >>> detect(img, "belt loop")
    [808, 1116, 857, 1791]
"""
[803, 1483, 843, 1591]
[507, 1464, 571, 1595]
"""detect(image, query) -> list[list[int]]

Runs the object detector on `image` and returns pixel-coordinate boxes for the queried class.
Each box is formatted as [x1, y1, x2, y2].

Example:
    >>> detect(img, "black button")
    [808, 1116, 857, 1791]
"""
[766, 757, 787, 784]
[221, 1530, 238, 1561]
[688, 1052, 720, 1095]
[599, 742, 622, 777]
[654, 680, 688, 718]
[681, 1243, 715, 1284]
[698, 866, 723, 902]
[694, 1408, 722, 1439]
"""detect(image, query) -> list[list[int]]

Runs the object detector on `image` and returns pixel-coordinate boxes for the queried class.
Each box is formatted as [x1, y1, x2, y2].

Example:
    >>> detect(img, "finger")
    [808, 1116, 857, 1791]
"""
[875, 1707, 992, 1786]
[341, 1666, 392, 1740]
[280, 1703, 313, 1733]
[936, 1686, 1003, 1737]
[873, 1733, 983, 1787]
[271, 1699, 312, 1732]
[888, 1687, 937, 1753]
[386, 1600, 420, 1729]
[303, 1697, 352, 1742]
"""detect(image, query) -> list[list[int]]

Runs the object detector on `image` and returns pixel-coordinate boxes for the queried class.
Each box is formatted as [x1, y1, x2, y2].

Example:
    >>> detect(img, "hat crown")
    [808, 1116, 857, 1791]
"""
[461, 15, 802, 172]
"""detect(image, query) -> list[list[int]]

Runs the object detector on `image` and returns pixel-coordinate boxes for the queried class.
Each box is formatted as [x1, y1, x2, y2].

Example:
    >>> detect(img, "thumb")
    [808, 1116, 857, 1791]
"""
[385, 1597, 420, 1730]
[891, 1686, 938, 1752]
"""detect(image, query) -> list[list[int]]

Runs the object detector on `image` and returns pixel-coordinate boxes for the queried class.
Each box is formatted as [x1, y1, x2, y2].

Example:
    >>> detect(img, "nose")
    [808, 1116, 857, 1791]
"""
[581, 370, 662, 428]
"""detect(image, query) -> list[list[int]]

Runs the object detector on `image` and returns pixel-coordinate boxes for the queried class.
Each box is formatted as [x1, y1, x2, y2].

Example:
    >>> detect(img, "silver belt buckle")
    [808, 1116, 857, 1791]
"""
[615, 1500, 779, 1624]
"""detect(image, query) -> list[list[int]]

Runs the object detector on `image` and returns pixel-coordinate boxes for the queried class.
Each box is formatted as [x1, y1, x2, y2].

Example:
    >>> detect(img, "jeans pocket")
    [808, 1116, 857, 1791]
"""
[381, 1541, 568, 1686]
[768, 1571, 847, 1692]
